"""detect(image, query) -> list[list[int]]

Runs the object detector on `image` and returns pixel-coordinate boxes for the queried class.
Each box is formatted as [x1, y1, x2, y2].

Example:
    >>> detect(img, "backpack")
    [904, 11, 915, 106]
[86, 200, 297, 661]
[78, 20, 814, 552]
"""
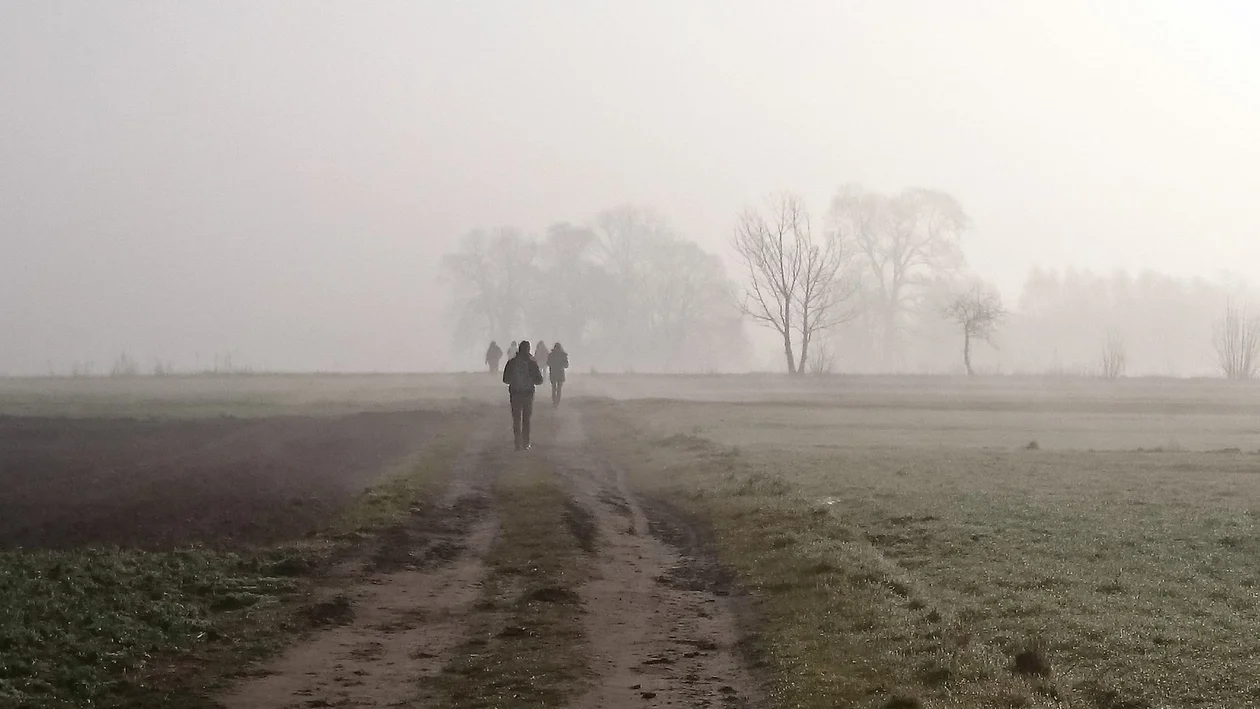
[549, 350, 568, 370]
[507, 357, 535, 390]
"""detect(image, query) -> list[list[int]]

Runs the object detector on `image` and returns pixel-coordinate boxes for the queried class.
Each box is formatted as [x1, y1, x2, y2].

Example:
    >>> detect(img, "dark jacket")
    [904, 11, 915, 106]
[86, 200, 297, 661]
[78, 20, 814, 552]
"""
[502, 353, 544, 393]
[485, 343, 503, 363]
[547, 349, 569, 381]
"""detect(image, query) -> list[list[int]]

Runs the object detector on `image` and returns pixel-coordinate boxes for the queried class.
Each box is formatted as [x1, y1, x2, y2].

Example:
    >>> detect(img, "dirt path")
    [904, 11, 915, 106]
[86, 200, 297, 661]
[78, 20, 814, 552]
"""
[216, 401, 763, 708]
[218, 425, 500, 709]
[547, 406, 763, 709]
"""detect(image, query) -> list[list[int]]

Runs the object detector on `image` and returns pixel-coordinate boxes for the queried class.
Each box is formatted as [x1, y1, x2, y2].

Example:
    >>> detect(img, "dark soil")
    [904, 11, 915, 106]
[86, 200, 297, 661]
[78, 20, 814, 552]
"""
[0, 411, 441, 550]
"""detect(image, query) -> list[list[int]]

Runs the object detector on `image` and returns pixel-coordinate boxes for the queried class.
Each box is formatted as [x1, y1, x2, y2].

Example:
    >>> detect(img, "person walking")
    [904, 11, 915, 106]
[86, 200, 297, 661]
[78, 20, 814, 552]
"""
[502, 340, 544, 450]
[534, 340, 550, 379]
[547, 342, 569, 407]
[485, 340, 503, 374]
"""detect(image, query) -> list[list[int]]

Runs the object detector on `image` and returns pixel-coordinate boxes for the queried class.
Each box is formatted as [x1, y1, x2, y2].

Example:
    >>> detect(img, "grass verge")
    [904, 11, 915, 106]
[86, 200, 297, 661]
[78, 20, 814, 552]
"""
[0, 421, 472, 709]
[334, 430, 468, 535]
[424, 456, 589, 708]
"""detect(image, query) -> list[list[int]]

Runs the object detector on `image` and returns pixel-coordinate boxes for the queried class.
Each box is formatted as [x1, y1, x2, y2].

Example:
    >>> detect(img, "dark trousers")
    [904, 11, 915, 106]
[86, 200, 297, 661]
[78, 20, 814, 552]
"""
[510, 389, 535, 448]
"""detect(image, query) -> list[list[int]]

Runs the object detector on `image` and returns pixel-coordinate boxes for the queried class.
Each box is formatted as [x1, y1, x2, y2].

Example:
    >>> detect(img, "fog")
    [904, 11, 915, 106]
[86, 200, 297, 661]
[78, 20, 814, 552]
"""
[4, 2, 1260, 375]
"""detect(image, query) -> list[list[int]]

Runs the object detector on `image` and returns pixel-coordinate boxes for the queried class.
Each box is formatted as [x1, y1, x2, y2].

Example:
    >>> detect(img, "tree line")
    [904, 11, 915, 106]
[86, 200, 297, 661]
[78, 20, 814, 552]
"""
[1003, 267, 1260, 378]
[441, 205, 745, 373]
[442, 188, 1260, 379]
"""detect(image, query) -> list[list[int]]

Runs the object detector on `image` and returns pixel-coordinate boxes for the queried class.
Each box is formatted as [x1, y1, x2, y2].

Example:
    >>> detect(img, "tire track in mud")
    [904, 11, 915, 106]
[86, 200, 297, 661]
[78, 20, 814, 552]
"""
[548, 406, 764, 709]
[217, 421, 502, 709]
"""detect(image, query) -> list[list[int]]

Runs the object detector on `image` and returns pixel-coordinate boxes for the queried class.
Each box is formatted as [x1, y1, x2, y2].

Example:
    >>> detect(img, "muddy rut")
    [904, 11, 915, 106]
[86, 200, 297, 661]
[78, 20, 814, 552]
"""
[218, 421, 500, 709]
[216, 403, 763, 708]
[551, 406, 762, 709]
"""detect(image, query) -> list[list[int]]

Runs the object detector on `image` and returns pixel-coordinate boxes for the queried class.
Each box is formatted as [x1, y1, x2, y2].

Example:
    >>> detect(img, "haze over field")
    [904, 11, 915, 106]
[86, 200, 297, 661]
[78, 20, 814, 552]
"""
[4, 1, 1260, 374]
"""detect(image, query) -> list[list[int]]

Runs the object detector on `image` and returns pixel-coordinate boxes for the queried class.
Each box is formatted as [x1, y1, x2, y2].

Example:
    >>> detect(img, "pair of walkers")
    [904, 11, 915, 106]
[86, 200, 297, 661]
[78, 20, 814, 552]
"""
[501, 340, 569, 450]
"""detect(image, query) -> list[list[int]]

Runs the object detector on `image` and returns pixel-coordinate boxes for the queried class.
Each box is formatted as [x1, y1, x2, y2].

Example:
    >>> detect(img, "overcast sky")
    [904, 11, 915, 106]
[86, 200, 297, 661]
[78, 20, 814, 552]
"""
[3, 1, 1259, 373]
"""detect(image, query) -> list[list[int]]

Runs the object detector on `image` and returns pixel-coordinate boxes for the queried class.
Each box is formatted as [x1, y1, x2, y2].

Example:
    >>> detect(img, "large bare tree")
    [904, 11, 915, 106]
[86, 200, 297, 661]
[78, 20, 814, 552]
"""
[1213, 300, 1260, 380]
[441, 210, 746, 372]
[830, 185, 968, 367]
[440, 228, 538, 348]
[943, 281, 1006, 376]
[732, 193, 858, 375]
[534, 222, 599, 346]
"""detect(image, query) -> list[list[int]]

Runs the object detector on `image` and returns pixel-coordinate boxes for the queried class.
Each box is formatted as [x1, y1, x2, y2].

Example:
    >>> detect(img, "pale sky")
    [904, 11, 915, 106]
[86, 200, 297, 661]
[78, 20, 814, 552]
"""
[3, 1, 1260, 373]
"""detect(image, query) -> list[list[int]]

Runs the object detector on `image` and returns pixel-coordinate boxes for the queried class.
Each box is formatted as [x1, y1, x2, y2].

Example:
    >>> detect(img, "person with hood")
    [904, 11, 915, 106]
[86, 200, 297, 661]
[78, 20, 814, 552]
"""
[547, 342, 569, 406]
[502, 340, 544, 450]
[534, 341, 550, 378]
[484, 340, 503, 374]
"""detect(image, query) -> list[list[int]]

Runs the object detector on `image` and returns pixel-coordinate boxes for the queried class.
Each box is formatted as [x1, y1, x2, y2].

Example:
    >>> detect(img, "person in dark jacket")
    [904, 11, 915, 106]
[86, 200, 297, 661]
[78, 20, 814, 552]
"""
[547, 342, 569, 407]
[534, 340, 550, 379]
[502, 340, 544, 450]
[485, 340, 503, 374]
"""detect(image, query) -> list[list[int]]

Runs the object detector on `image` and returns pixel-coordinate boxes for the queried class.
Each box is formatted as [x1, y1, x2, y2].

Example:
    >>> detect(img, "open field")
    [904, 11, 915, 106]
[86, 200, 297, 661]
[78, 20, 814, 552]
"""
[2, 373, 1259, 707]
[0, 373, 488, 418]
[584, 377, 1260, 708]
[0, 411, 447, 549]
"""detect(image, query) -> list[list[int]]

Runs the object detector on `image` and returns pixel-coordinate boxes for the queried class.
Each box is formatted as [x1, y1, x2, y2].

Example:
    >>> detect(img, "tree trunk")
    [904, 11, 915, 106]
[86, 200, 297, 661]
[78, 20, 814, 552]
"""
[796, 330, 810, 376]
[881, 305, 898, 371]
[963, 331, 973, 376]
[783, 332, 797, 375]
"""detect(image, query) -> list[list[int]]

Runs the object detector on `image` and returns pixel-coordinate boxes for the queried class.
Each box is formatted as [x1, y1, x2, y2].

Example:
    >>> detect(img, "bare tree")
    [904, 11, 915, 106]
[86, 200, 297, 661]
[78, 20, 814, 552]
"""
[1099, 330, 1126, 380]
[440, 228, 538, 348]
[1213, 300, 1260, 380]
[590, 205, 746, 371]
[943, 281, 1006, 376]
[535, 222, 599, 346]
[732, 193, 858, 376]
[830, 185, 968, 367]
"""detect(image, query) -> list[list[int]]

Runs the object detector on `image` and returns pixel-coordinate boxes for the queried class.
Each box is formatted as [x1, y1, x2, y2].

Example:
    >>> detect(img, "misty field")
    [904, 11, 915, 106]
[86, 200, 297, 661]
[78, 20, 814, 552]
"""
[587, 376, 1260, 707]
[3, 373, 1260, 708]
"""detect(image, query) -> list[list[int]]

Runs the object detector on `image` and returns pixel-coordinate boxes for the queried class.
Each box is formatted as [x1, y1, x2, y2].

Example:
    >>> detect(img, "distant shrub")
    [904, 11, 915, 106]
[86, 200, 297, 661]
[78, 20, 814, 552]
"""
[109, 352, 139, 377]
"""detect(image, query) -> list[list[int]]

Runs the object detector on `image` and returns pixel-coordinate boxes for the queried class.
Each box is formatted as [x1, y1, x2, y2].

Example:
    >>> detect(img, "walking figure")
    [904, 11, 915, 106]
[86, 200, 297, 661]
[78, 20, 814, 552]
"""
[502, 340, 544, 450]
[485, 340, 503, 374]
[534, 340, 550, 379]
[547, 342, 569, 407]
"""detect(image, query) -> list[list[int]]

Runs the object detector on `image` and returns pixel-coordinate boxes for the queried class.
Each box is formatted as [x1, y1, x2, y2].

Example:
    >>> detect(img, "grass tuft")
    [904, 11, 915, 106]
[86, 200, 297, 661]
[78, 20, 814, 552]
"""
[1011, 638, 1051, 676]
[301, 594, 355, 626]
